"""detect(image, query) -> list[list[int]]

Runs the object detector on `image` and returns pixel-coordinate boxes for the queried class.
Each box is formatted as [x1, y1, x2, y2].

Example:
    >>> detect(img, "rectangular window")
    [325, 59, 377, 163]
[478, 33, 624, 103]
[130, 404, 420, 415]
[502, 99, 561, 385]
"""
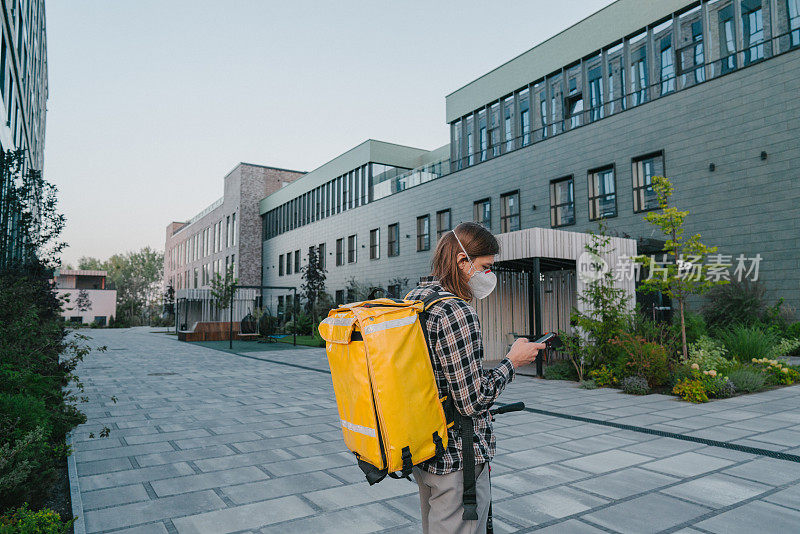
[347, 234, 357, 263]
[588, 166, 618, 220]
[588, 66, 604, 121]
[489, 102, 500, 157]
[294, 250, 300, 272]
[550, 177, 575, 227]
[318, 243, 326, 270]
[370, 228, 380, 260]
[500, 191, 521, 232]
[790, 0, 800, 47]
[416, 215, 430, 252]
[632, 152, 665, 213]
[452, 119, 463, 170]
[630, 38, 648, 106]
[466, 115, 475, 166]
[474, 198, 491, 229]
[387, 284, 401, 299]
[519, 88, 530, 146]
[503, 96, 514, 152]
[286, 252, 292, 275]
[436, 209, 451, 240]
[225, 216, 230, 248]
[279, 254, 284, 276]
[719, 4, 738, 73]
[742, 0, 764, 64]
[388, 223, 400, 257]
[335, 290, 344, 305]
[660, 37, 676, 95]
[231, 212, 237, 246]
[478, 109, 487, 162]
[336, 238, 344, 266]
[277, 296, 284, 318]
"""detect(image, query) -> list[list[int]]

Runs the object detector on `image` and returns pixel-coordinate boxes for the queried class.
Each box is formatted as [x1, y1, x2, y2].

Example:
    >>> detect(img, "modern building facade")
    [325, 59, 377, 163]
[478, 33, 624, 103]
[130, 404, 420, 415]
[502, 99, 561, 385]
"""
[0, 0, 48, 267]
[259, 0, 800, 341]
[164, 163, 304, 292]
[54, 269, 117, 325]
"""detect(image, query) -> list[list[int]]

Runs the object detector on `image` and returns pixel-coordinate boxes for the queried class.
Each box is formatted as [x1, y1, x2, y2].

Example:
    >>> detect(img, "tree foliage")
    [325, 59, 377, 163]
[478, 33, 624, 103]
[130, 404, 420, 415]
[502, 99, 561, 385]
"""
[210, 263, 237, 312]
[301, 246, 327, 324]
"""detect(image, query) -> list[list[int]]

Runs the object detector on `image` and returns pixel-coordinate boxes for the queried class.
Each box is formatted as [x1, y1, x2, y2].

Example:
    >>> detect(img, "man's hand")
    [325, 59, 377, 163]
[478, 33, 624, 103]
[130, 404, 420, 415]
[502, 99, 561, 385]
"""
[507, 338, 547, 369]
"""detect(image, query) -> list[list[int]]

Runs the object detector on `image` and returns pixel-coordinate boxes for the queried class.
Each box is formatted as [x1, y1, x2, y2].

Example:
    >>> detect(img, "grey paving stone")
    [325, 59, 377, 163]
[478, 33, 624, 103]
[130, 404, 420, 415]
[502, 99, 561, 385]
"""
[561, 449, 653, 474]
[81, 483, 150, 510]
[231, 434, 320, 453]
[261, 451, 355, 477]
[694, 499, 800, 533]
[639, 451, 735, 478]
[660, 473, 772, 508]
[134, 444, 235, 468]
[491, 463, 589, 494]
[532, 518, 609, 534]
[723, 457, 800, 485]
[79, 462, 196, 491]
[496, 486, 608, 528]
[222, 471, 342, 505]
[173, 431, 264, 449]
[171, 495, 315, 533]
[112, 523, 170, 534]
[581, 492, 710, 533]
[304, 479, 418, 511]
[762, 482, 800, 510]
[492, 445, 582, 470]
[76, 457, 133, 477]
[150, 465, 270, 497]
[553, 433, 640, 454]
[83, 490, 226, 532]
[75, 441, 176, 463]
[258, 502, 411, 534]
[122, 428, 212, 445]
[571, 466, 679, 499]
[191, 448, 295, 472]
[744, 428, 800, 447]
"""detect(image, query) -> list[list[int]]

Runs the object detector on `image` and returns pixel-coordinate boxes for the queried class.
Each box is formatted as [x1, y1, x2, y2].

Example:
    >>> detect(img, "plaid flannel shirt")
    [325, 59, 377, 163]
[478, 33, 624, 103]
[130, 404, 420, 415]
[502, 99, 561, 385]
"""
[405, 279, 516, 475]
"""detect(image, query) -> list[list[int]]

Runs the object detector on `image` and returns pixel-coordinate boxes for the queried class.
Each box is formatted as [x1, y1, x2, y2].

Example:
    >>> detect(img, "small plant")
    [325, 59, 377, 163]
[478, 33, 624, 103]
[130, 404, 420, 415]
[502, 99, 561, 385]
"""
[715, 324, 779, 362]
[610, 332, 671, 387]
[727, 367, 767, 393]
[588, 364, 617, 387]
[0, 504, 74, 533]
[750, 357, 800, 385]
[705, 376, 736, 398]
[701, 278, 768, 329]
[770, 338, 800, 360]
[578, 379, 597, 390]
[687, 335, 730, 371]
[672, 377, 709, 403]
[621, 375, 650, 395]
[543, 360, 578, 381]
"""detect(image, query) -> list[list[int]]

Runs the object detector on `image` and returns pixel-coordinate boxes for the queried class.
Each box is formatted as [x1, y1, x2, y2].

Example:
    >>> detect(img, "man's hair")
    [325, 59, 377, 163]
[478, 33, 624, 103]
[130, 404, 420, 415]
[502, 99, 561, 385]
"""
[431, 222, 499, 300]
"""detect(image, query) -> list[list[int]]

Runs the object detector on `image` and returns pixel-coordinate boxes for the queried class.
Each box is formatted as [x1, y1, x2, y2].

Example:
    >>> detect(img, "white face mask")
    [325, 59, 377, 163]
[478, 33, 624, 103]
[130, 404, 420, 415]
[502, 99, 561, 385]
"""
[452, 230, 497, 300]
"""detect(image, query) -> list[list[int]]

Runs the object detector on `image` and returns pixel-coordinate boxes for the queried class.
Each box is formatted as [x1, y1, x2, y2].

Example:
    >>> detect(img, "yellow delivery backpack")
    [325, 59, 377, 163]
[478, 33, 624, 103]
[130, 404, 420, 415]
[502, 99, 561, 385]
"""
[317, 292, 459, 484]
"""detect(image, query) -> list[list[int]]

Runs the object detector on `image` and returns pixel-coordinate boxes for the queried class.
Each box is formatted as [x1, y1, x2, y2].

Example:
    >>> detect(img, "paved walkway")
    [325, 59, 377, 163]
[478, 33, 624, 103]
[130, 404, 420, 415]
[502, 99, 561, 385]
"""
[68, 328, 800, 533]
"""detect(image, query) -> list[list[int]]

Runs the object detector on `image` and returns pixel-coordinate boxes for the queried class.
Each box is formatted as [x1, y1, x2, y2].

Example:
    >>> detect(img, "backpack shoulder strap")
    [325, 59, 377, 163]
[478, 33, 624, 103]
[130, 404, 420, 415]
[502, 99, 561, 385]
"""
[403, 289, 461, 312]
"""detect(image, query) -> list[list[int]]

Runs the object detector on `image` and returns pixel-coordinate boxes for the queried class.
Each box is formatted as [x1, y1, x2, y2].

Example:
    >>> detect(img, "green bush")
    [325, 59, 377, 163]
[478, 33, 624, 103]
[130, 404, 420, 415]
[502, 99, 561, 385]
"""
[588, 364, 617, 387]
[610, 333, 671, 387]
[687, 335, 730, 371]
[715, 324, 779, 362]
[701, 279, 768, 328]
[727, 367, 767, 393]
[672, 378, 709, 403]
[621, 375, 650, 395]
[680, 311, 707, 344]
[703, 375, 736, 399]
[0, 504, 73, 533]
[543, 360, 578, 381]
[578, 379, 597, 390]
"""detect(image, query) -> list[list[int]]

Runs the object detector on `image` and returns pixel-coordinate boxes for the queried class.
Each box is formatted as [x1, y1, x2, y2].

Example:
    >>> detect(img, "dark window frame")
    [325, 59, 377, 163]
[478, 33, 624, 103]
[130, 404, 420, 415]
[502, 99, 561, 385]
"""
[336, 238, 344, 266]
[347, 234, 357, 263]
[388, 223, 400, 257]
[550, 176, 576, 228]
[436, 209, 451, 240]
[473, 198, 492, 229]
[500, 190, 521, 233]
[278, 253, 284, 276]
[587, 164, 618, 221]
[416, 214, 431, 252]
[632, 150, 666, 214]
[370, 228, 380, 260]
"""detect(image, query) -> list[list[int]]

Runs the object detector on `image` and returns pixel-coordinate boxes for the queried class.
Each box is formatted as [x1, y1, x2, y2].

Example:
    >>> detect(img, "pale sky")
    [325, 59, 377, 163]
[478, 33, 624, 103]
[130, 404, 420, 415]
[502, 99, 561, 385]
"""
[45, 0, 617, 267]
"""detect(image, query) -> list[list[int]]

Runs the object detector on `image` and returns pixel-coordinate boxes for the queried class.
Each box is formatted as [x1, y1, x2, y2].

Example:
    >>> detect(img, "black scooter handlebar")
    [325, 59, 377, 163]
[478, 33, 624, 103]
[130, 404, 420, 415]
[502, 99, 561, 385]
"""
[489, 402, 525, 416]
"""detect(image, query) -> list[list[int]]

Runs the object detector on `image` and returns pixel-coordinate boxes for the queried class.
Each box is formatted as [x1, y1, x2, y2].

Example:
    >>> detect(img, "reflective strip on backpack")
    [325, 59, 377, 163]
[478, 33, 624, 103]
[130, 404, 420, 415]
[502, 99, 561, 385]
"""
[362, 314, 417, 335]
[321, 317, 355, 327]
[340, 419, 376, 437]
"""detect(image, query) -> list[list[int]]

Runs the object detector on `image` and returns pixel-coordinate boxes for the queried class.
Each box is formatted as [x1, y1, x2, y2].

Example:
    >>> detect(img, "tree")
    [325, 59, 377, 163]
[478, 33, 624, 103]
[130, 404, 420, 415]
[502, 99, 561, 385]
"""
[210, 264, 237, 316]
[301, 246, 327, 324]
[568, 219, 632, 373]
[75, 289, 92, 312]
[634, 175, 727, 360]
[163, 285, 175, 317]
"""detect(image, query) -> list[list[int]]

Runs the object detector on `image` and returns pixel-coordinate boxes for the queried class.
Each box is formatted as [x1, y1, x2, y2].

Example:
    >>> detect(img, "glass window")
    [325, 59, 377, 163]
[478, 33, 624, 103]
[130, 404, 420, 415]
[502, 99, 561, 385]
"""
[629, 33, 649, 106]
[550, 177, 575, 227]
[500, 191, 520, 232]
[742, 0, 764, 64]
[790, 0, 800, 47]
[548, 74, 563, 136]
[335, 290, 344, 305]
[660, 37, 676, 95]
[388, 223, 400, 257]
[588, 166, 618, 220]
[294, 250, 300, 272]
[336, 238, 344, 266]
[347, 234, 357, 263]
[436, 209, 451, 240]
[318, 243, 326, 270]
[466, 115, 475, 166]
[416, 215, 430, 252]
[286, 252, 292, 275]
[473, 199, 491, 229]
[503, 96, 514, 152]
[489, 102, 500, 157]
[519, 88, 531, 146]
[370, 228, 380, 260]
[452, 119, 463, 170]
[478, 109, 487, 162]
[632, 152, 665, 212]
[719, 3, 738, 73]
[279, 254, 284, 276]
[588, 65, 604, 122]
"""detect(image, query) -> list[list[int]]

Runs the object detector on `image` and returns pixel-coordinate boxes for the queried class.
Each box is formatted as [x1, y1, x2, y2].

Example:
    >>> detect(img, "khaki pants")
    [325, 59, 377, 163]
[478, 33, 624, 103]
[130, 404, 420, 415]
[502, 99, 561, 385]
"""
[413, 463, 491, 534]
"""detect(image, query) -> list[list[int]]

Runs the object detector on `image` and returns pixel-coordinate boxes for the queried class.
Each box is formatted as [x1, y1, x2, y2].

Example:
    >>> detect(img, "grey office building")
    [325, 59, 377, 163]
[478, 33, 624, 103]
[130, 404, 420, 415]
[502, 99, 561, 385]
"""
[260, 0, 800, 336]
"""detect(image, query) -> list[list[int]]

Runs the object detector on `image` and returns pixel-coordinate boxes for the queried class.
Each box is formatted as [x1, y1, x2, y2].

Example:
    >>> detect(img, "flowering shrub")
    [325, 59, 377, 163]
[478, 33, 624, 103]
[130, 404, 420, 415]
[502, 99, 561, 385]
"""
[588, 365, 617, 387]
[0, 504, 73, 533]
[672, 378, 709, 403]
[751, 358, 800, 385]
[687, 336, 730, 371]
[610, 333, 671, 387]
[621, 375, 650, 395]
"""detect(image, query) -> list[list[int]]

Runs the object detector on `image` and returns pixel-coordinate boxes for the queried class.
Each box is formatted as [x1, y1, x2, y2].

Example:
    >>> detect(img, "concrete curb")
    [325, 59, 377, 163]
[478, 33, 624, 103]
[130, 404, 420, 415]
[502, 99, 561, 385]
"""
[66, 431, 86, 534]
